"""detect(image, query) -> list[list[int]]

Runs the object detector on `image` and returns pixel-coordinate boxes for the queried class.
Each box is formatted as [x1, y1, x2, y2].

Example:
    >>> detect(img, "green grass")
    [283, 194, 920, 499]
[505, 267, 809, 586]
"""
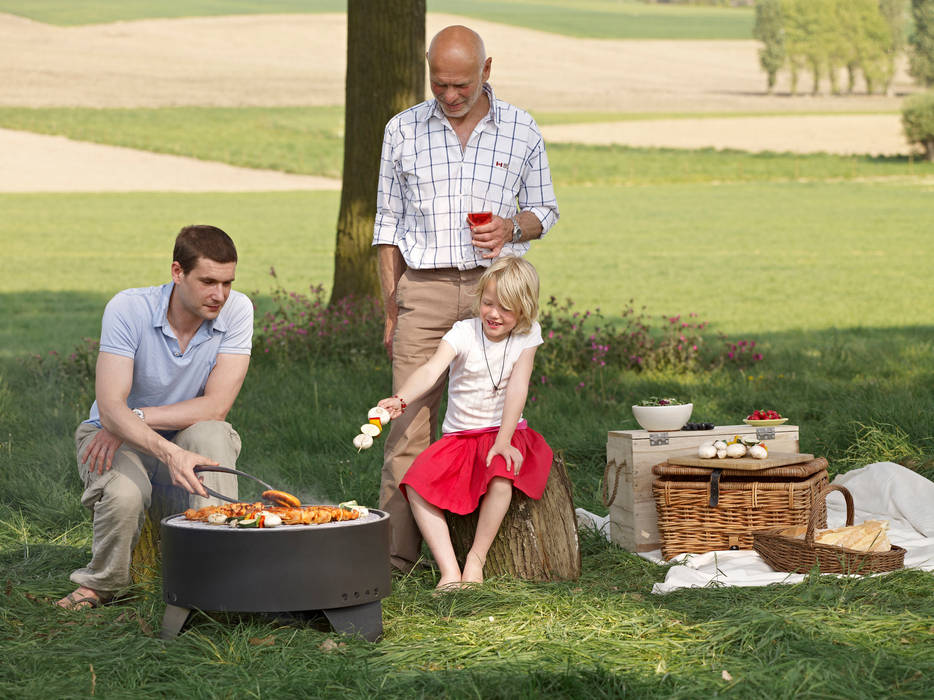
[432, 0, 755, 40]
[2, 148, 933, 695]
[0, 107, 346, 179]
[2, 324, 934, 697]
[0, 0, 345, 25]
[0, 107, 929, 188]
[0, 0, 755, 39]
[3, 178, 933, 353]
[532, 109, 902, 125]
[0, 191, 339, 356]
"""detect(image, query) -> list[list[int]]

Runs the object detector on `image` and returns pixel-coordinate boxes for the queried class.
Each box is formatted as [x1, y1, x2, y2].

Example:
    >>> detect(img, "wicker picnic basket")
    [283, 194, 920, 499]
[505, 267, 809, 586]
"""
[652, 457, 829, 560]
[753, 484, 906, 574]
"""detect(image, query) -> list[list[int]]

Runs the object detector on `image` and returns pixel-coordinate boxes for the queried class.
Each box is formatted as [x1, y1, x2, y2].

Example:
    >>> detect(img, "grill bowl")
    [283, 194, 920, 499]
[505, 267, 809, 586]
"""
[160, 509, 390, 635]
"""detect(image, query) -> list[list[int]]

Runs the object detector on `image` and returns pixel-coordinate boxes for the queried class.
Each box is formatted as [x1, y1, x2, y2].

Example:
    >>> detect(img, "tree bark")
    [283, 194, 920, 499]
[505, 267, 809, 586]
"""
[330, 0, 426, 302]
[445, 454, 582, 582]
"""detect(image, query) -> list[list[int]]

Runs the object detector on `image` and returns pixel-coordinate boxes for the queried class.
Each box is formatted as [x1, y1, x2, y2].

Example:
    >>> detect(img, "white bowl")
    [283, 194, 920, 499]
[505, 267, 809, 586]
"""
[632, 403, 693, 432]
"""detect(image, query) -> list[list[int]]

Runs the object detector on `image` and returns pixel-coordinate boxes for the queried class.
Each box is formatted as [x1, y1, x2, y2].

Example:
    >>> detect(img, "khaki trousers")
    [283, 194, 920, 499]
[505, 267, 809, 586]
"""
[70, 420, 241, 593]
[380, 267, 483, 570]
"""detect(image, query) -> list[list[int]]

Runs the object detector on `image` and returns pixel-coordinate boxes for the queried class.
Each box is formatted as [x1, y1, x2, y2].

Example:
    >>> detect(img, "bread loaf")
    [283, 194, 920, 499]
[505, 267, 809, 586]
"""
[779, 520, 891, 552]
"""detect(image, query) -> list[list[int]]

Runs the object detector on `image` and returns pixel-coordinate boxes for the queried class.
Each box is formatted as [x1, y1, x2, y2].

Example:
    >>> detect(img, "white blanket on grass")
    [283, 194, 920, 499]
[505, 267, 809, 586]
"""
[576, 462, 934, 594]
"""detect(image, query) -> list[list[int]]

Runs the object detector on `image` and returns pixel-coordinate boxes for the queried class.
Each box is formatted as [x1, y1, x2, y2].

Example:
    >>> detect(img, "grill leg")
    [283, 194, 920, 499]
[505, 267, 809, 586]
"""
[322, 601, 383, 642]
[159, 604, 191, 640]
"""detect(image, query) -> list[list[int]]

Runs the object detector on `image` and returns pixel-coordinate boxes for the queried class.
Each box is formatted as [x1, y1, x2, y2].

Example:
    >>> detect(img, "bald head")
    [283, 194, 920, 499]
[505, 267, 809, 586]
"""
[427, 25, 486, 70]
[426, 25, 492, 125]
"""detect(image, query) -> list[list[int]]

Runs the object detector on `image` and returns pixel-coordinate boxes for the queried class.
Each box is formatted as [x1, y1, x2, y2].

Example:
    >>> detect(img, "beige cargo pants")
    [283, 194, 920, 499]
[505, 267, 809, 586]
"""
[70, 420, 240, 593]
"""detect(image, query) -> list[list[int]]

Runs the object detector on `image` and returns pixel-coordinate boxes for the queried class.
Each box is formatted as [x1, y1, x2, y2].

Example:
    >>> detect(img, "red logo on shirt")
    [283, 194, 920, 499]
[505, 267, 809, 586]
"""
[495, 161, 508, 169]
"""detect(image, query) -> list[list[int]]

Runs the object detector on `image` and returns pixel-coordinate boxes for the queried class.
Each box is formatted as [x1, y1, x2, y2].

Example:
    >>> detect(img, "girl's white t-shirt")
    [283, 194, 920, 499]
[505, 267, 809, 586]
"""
[440, 318, 543, 434]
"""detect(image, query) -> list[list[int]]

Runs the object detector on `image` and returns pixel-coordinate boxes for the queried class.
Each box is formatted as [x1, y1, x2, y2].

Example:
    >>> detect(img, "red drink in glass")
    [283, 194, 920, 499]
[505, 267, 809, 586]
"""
[467, 211, 493, 227]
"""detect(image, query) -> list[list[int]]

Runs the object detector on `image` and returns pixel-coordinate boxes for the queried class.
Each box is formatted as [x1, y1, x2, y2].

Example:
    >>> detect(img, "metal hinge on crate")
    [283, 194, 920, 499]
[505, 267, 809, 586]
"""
[649, 433, 669, 446]
[756, 427, 776, 441]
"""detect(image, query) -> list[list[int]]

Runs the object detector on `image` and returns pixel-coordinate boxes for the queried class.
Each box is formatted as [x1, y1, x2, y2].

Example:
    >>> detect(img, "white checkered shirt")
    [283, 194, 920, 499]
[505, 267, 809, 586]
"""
[373, 84, 559, 270]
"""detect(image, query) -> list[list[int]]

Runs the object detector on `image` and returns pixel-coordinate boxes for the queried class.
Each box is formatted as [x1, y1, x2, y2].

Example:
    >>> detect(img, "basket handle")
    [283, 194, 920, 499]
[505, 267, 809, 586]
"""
[805, 483, 854, 544]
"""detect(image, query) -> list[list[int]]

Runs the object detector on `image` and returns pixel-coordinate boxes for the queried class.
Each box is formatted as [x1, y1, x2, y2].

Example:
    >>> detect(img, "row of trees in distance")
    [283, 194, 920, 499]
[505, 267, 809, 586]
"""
[754, 0, 934, 95]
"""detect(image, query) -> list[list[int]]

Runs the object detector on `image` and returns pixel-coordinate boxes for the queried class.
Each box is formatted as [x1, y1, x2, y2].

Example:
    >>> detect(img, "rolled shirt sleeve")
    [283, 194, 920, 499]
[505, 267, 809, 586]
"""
[518, 121, 559, 236]
[373, 120, 407, 247]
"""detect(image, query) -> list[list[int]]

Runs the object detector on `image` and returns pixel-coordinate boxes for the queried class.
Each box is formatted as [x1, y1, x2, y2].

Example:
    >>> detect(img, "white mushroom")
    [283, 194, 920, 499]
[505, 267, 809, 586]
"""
[353, 433, 374, 451]
[360, 423, 382, 437]
[260, 512, 282, 528]
[716, 447, 727, 459]
[713, 440, 727, 451]
[726, 443, 747, 458]
[748, 444, 768, 460]
[368, 406, 392, 427]
[697, 443, 717, 459]
[207, 512, 228, 525]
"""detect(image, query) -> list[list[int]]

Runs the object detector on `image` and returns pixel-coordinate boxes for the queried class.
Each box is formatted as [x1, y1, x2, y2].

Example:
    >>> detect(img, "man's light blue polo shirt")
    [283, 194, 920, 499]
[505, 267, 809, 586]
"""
[85, 282, 253, 430]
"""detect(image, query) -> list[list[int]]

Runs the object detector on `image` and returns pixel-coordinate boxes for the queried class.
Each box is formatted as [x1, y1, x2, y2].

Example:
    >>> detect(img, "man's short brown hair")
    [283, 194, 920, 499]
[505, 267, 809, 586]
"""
[173, 225, 238, 273]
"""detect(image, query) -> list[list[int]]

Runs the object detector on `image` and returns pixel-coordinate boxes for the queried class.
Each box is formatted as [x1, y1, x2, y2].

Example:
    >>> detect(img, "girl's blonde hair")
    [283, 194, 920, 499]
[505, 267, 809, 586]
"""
[472, 256, 540, 334]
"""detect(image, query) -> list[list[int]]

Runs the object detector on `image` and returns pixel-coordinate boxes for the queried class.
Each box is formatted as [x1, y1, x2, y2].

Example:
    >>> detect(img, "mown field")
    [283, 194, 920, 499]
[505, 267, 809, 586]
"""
[0, 0, 755, 39]
[0, 106, 916, 182]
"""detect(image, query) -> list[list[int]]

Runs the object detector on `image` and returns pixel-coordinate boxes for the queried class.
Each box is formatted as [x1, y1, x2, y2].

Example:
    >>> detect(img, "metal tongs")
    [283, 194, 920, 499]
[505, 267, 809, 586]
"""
[193, 465, 277, 504]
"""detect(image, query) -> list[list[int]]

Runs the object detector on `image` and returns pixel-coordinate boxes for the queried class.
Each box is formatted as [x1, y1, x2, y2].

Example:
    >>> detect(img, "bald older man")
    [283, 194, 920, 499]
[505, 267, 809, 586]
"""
[372, 25, 559, 573]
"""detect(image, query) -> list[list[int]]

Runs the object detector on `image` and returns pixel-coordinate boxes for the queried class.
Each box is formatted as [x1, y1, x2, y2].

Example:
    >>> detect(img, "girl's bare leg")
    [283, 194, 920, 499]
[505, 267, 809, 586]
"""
[462, 477, 513, 584]
[407, 488, 461, 587]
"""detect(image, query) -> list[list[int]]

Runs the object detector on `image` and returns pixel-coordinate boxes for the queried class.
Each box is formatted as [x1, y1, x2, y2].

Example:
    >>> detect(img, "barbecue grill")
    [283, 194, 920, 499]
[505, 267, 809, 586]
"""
[159, 509, 391, 642]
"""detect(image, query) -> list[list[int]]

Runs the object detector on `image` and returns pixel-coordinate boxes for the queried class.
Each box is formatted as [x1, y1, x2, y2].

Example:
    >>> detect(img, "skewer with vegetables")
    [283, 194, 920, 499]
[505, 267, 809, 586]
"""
[352, 406, 393, 452]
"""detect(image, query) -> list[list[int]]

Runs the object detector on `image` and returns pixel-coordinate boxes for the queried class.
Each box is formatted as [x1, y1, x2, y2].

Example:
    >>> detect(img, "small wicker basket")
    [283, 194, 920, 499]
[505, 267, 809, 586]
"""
[753, 484, 906, 574]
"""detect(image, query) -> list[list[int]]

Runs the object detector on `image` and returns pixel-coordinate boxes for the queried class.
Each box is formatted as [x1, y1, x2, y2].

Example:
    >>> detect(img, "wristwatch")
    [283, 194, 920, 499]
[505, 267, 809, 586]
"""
[131, 408, 145, 422]
[510, 215, 522, 244]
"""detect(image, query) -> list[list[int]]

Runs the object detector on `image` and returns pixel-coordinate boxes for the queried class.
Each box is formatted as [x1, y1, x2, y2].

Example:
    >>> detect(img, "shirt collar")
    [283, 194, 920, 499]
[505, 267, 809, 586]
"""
[426, 82, 498, 127]
[152, 281, 226, 335]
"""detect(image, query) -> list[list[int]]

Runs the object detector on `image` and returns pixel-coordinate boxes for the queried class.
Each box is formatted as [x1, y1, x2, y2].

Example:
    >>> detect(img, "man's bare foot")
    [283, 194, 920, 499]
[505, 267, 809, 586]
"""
[55, 586, 112, 610]
[461, 551, 485, 584]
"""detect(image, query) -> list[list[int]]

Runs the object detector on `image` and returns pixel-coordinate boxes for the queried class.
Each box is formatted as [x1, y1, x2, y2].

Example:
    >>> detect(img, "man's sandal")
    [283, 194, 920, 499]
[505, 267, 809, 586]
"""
[55, 589, 113, 611]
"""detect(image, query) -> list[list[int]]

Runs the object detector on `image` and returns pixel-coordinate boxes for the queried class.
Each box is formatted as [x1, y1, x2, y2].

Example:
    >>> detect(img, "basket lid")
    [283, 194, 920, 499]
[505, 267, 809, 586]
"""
[654, 455, 825, 479]
[665, 452, 814, 471]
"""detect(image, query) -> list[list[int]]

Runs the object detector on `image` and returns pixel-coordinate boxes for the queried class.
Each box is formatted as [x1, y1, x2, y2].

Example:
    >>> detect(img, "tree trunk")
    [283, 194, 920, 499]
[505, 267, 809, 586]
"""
[330, 0, 426, 303]
[130, 484, 190, 586]
[445, 454, 582, 582]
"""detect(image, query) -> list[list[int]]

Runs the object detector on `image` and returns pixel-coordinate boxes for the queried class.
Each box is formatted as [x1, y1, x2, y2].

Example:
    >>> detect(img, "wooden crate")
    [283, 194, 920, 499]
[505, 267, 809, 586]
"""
[605, 424, 800, 552]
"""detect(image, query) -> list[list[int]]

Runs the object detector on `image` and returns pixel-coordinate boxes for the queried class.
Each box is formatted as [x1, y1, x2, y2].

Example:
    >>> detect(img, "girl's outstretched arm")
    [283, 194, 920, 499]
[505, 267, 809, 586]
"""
[377, 340, 457, 419]
[486, 346, 537, 474]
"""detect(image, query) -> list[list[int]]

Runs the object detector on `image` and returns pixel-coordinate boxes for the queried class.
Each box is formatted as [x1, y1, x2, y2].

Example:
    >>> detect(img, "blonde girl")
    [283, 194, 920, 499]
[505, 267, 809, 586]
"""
[377, 256, 553, 589]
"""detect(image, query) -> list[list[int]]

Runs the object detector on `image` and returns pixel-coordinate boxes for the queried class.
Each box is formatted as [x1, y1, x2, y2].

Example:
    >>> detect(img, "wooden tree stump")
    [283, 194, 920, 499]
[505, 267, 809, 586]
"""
[130, 484, 189, 586]
[445, 453, 581, 581]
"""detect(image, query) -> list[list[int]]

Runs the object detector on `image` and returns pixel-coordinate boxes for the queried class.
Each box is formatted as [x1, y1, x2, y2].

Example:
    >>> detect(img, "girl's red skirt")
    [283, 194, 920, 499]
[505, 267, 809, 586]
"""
[400, 423, 553, 515]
